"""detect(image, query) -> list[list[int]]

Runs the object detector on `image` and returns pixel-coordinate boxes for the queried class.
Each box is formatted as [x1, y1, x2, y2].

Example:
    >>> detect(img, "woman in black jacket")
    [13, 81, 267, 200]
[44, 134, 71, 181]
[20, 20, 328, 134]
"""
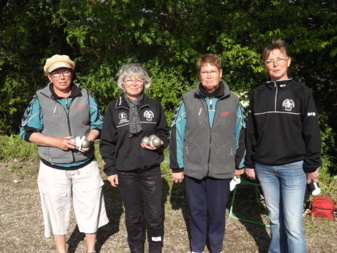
[100, 63, 169, 253]
[245, 39, 321, 253]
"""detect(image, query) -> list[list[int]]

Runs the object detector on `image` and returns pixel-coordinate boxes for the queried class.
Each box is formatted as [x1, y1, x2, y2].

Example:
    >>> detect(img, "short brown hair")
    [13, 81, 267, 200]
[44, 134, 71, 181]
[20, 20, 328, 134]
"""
[262, 39, 289, 61]
[196, 54, 222, 72]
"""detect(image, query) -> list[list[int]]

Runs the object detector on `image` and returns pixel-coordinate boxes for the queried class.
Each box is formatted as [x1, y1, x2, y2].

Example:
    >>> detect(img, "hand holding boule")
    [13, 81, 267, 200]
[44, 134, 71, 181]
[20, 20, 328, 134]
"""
[140, 135, 162, 149]
[67, 137, 76, 148]
[73, 136, 92, 152]
[151, 137, 161, 148]
[68, 137, 76, 142]
[81, 138, 92, 149]
[141, 136, 150, 146]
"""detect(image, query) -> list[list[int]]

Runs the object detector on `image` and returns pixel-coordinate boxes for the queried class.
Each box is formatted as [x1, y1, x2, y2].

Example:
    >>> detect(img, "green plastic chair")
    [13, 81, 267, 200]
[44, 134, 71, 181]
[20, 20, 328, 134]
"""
[228, 178, 270, 227]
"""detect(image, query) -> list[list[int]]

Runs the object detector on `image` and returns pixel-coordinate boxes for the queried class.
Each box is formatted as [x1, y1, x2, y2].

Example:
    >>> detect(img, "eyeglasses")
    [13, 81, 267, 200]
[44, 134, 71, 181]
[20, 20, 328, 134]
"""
[124, 79, 144, 86]
[200, 70, 219, 76]
[50, 70, 72, 77]
[264, 57, 289, 65]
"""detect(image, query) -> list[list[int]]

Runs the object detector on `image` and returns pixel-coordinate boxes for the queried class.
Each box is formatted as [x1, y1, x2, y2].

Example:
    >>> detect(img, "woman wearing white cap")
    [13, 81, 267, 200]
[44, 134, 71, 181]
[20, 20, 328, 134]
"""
[19, 54, 109, 253]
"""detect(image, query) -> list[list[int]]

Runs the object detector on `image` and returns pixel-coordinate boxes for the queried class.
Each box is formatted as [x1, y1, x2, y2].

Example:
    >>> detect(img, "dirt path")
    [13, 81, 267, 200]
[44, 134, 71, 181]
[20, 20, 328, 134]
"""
[0, 161, 336, 253]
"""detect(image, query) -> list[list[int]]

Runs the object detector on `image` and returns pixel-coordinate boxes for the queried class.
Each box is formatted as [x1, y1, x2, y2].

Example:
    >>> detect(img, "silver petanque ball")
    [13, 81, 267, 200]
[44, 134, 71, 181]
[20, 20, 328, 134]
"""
[68, 137, 76, 143]
[151, 137, 161, 148]
[141, 136, 150, 145]
[81, 138, 92, 148]
[149, 134, 158, 141]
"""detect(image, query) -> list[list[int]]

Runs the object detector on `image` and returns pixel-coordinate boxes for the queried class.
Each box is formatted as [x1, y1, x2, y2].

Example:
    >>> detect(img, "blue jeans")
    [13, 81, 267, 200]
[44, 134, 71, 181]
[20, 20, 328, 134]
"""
[255, 161, 307, 253]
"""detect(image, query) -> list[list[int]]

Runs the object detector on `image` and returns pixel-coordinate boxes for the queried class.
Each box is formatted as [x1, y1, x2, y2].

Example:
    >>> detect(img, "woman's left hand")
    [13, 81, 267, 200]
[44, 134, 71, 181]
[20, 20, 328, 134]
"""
[306, 170, 320, 184]
[235, 169, 245, 177]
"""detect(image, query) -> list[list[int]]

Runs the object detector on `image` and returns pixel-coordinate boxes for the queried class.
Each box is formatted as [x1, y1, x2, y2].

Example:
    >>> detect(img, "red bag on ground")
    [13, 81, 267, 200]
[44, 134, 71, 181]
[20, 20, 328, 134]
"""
[310, 196, 336, 219]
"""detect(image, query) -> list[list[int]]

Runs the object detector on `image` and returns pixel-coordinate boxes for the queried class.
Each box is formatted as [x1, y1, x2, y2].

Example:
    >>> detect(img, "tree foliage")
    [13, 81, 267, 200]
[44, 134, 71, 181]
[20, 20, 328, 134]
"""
[1, 0, 336, 170]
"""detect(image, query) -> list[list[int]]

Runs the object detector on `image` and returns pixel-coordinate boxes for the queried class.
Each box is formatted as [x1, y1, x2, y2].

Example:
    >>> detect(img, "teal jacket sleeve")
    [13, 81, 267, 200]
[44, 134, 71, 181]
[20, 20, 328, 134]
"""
[19, 94, 43, 142]
[234, 102, 246, 169]
[88, 94, 103, 133]
[169, 100, 186, 172]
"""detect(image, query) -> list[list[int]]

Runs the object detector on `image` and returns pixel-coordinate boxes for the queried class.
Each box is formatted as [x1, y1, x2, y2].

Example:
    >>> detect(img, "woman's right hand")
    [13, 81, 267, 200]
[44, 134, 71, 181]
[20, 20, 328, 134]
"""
[107, 174, 119, 187]
[172, 172, 184, 183]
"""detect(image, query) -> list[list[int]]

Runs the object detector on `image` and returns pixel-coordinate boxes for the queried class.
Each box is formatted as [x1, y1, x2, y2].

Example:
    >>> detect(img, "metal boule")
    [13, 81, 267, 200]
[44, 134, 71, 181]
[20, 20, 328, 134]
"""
[81, 138, 92, 148]
[141, 136, 150, 145]
[149, 134, 158, 140]
[68, 137, 76, 143]
[151, 137, 161, 147]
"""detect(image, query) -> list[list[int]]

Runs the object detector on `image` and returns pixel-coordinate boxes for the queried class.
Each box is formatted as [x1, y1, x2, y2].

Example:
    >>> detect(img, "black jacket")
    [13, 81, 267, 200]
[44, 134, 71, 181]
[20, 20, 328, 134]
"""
[100, 95, 169, 176]
[245, 79, 321, 173]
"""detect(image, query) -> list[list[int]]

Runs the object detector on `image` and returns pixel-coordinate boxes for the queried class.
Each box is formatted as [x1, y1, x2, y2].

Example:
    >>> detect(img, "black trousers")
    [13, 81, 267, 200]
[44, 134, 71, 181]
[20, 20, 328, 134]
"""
[117, 167, 163, 253]
[185, 176, 231, 253]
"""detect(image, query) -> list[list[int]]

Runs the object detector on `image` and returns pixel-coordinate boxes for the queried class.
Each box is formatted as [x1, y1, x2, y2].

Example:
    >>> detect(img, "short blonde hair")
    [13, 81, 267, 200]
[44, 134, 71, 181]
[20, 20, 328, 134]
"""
[116, 63, 151, 92]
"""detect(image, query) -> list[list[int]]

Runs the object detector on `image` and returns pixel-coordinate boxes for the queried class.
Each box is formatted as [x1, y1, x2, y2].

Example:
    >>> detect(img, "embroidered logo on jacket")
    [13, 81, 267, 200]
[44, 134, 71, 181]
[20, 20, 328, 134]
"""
[144, 110, 154, 121]
[220, 112, 231, 116]
[282, 99, 295, 111]
[76, 105, 86, 110]
[118, 112, 129, 124]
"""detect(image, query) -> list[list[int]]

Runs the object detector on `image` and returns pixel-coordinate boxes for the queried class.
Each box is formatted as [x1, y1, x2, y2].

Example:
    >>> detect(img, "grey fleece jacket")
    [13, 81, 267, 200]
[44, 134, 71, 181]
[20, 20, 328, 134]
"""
[170, 80, 246, 180]
[36, 84, 94, 164]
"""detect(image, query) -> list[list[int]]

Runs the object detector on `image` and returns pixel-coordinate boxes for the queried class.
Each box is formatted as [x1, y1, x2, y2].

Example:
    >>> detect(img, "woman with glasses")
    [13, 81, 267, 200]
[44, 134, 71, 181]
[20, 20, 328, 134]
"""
[169, 53, 246, 253]
[245, 39, 321, 253]
[100, 63, 169, 253]
[19, 54, 109, 253]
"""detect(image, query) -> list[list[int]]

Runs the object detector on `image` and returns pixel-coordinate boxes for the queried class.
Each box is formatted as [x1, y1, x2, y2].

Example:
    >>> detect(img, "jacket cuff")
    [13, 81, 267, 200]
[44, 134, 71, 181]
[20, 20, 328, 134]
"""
[103, 166, 116, 176]
[172, 168, 184, 173]
[304, 167, 319, 173]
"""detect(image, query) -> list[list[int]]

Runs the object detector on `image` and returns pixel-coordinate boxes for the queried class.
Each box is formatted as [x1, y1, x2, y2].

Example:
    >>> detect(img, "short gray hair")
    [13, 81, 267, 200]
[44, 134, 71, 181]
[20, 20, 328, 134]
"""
[116, 63, 152, 92]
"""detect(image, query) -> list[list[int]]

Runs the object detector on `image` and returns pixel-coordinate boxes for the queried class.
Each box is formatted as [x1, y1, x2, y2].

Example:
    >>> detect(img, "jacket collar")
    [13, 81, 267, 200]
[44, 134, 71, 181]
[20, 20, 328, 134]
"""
[41, 82, 82, 99]
[265, 78, 293, 88]
[195, 79, 231, 99]
[115, 93, 150, 109]
[47, 82, 82, 99]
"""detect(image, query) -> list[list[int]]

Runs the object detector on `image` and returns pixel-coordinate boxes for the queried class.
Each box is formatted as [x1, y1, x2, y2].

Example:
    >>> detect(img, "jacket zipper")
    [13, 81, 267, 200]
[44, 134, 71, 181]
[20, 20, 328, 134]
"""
[274, 82, 278, 111]
[64, 98, 76, 161]
[206, 97, 214, 174]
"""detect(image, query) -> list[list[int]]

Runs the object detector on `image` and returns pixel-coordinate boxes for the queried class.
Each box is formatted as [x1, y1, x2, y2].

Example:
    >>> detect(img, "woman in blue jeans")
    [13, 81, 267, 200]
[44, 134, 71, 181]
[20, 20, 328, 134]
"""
[245, 39, 321, 253]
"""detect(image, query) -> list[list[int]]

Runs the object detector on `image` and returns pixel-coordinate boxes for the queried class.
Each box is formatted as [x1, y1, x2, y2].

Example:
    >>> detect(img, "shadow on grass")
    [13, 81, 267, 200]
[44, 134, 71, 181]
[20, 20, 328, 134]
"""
[168, 180, 190, 239]
[227, 180, 270, 253]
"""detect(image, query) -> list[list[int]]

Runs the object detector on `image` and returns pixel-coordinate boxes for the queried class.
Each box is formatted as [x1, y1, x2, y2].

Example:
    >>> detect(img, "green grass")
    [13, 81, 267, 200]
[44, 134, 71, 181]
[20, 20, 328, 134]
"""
[0, 135, 39, 161]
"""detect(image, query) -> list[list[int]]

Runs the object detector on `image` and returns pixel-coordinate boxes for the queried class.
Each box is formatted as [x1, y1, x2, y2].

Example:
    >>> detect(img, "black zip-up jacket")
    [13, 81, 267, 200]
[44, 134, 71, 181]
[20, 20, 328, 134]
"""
[245, 79, 321, 173]
[100, 95, 169, 176]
